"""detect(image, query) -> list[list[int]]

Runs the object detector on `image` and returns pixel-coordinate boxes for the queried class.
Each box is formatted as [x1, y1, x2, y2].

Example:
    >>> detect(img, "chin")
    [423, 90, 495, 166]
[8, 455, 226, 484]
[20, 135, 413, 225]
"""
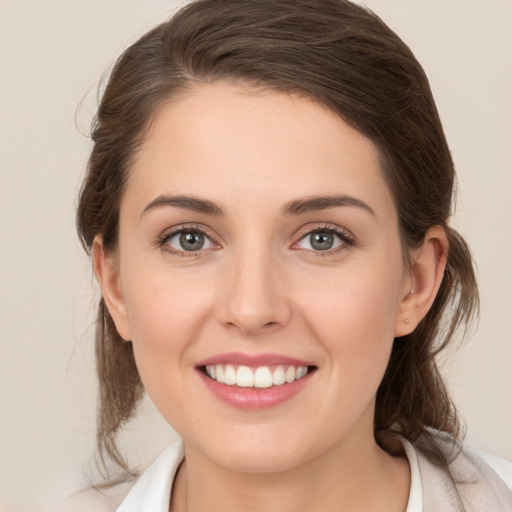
[202, 433, 313, 474]
[220, 450, 303, 474]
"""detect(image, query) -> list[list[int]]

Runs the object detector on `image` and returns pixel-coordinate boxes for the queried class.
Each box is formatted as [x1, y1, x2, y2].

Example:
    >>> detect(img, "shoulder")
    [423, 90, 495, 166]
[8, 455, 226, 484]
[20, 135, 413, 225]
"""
[413, 434, 512, 511]
[475, 449, 512, 490]
[47, 442, 185, 512]
[50, 481, 136, 512]
[116, 441, 185, 512]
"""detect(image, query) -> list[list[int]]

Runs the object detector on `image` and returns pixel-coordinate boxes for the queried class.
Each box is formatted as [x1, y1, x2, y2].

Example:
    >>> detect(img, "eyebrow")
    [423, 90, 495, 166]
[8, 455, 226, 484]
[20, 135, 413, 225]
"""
[141, 194, 224, 217]
[140, 193, 375, 218]
[281, 194, 375, 217]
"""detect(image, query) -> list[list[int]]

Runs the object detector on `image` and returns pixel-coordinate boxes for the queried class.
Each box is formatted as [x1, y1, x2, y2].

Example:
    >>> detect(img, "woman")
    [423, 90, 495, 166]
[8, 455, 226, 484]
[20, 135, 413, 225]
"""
[76, 0, 512, 510]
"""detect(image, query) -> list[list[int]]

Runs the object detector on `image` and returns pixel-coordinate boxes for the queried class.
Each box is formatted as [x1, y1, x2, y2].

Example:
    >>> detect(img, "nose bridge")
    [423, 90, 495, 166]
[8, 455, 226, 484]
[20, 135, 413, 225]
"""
[220, 237, 290, 334]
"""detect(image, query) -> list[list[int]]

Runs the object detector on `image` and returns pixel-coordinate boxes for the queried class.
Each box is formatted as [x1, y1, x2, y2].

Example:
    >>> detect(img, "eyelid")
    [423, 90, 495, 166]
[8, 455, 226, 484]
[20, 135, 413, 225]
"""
[156, 222, 354, 256]
[291, 223, 355, 253]
[157, 223, 222, 255]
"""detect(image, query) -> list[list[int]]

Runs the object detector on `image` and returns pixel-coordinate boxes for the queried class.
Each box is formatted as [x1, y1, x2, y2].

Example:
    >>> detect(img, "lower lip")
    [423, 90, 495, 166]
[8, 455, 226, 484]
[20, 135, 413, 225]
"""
[197, 370, 314, 410]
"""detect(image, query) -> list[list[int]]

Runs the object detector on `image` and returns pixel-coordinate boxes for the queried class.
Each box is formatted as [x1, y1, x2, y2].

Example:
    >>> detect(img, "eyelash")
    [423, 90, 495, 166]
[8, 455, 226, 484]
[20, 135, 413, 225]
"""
[156, 224, 219, 258]
[156, 223, 355, 257]
[293, 224, 355, 256]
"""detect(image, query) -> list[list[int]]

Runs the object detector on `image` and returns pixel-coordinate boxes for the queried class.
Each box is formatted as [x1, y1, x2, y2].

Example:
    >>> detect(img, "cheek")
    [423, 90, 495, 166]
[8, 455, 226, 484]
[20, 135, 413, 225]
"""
[119, 263, 215, 393]
[304, 261, 402, 334]
[299, 260, 404, 388]
[294, 279, 400, 444]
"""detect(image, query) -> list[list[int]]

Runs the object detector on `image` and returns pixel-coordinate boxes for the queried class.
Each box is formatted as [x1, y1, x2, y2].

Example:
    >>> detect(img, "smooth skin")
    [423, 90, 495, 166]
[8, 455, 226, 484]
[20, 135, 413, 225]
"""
[94, 82, 448, 512]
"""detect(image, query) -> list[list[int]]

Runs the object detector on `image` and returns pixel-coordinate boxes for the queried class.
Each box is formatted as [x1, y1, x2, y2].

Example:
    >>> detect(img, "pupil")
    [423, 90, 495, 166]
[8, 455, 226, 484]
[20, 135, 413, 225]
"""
[180, 231, 204, 251]
[311, 232, 333, 251]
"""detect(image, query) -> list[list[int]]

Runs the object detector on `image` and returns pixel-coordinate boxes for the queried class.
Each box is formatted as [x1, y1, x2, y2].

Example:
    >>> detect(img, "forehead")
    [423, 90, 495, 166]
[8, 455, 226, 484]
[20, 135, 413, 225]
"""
[124, 82, 396, 222]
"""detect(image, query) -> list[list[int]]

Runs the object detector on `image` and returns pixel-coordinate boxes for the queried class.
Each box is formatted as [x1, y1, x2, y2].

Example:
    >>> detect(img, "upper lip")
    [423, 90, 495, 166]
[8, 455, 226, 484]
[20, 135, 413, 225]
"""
[196, 352, 314, 368]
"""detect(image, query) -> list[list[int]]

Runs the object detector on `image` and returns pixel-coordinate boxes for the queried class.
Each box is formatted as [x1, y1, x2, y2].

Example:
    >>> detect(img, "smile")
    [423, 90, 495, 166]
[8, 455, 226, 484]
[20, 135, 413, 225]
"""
[196, 353, 317, 409]
[203, 364, 310, 388]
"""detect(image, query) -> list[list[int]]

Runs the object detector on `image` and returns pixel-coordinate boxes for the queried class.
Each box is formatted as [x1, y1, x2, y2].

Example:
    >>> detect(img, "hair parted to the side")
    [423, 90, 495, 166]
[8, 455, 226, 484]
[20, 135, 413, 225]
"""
[76, 0, 478, 480]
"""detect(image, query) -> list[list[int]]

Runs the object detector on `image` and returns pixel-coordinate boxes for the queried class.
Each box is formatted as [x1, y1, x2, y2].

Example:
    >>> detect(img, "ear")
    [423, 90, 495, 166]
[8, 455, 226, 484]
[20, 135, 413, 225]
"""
[394, 225, 448, 337]
[92, 236, 132, 341]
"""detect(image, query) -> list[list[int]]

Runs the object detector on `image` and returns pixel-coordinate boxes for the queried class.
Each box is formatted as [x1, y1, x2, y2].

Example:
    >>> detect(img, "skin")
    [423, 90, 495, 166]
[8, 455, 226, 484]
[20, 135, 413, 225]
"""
[94, 82, 448, 512]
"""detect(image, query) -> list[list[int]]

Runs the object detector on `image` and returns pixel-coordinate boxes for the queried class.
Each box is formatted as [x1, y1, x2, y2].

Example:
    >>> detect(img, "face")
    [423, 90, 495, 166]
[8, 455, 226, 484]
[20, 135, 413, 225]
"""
[100, 82, 416, 473]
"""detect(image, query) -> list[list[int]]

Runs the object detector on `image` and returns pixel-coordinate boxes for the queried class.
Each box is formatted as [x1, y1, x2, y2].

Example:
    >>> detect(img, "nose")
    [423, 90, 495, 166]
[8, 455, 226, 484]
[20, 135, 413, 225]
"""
[218, 248, 292, 336]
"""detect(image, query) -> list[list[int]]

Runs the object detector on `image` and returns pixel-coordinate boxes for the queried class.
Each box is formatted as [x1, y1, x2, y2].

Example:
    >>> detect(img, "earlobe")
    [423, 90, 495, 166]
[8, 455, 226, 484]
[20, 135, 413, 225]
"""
[394, 226, 448, 337]
[92, 236, 132, 341]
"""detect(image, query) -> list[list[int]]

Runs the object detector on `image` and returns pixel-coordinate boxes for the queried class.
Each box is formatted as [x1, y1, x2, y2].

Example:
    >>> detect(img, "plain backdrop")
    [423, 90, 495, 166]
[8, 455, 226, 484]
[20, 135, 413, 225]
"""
[1, 1, 511, 510]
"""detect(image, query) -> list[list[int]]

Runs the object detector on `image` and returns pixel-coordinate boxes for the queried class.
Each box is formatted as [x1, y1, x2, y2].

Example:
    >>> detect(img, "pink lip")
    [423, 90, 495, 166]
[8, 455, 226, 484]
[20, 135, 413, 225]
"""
[198, 371, 314, 410]
[196, 351, 312, 368]
[195, 352, 316, 410]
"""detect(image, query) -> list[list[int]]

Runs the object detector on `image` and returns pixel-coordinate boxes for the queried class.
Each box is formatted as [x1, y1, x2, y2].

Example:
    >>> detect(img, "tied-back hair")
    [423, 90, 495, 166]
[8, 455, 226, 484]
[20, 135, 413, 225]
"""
[76, 0, 479, 481]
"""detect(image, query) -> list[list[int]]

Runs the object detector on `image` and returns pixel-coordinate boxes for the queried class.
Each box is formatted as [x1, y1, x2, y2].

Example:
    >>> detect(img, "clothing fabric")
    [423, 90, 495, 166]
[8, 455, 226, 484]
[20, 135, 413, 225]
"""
[116, 438, 512, 512]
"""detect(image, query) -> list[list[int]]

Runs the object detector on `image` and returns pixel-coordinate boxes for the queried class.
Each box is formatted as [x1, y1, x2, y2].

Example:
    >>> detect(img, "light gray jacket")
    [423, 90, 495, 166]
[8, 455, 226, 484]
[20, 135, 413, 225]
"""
[62, 437, 512, 511]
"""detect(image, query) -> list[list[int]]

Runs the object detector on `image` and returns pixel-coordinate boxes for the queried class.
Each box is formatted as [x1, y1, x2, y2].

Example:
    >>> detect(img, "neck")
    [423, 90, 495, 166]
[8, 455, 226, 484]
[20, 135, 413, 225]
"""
[170, 429, 410, 512]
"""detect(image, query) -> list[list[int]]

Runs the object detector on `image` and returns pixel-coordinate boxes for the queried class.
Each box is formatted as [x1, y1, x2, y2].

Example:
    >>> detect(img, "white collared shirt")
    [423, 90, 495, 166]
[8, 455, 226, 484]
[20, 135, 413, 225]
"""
[115, 438, 512, 512]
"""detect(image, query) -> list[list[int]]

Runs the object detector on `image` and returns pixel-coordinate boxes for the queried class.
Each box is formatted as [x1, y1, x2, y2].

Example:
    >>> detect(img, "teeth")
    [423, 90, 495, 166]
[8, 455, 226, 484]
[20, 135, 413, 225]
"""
[254, 367, 273, 388]
[205, 364, 309, 388]
[224, 365, 237, 385]
[272, 366, 286, 385]
[236, 366, 254, 387]
[296, 366, 306, 379]
[285, 366, 296, 383]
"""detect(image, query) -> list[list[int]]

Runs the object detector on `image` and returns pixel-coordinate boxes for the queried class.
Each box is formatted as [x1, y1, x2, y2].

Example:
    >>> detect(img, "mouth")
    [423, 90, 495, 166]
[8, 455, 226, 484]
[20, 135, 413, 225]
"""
[195, 353, 317, 409]
[199, 364, 316, 388]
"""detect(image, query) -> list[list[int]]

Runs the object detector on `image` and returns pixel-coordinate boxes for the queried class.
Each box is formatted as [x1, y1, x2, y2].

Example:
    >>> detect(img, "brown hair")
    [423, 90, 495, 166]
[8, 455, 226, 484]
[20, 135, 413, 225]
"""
[77, 0, 478, 479]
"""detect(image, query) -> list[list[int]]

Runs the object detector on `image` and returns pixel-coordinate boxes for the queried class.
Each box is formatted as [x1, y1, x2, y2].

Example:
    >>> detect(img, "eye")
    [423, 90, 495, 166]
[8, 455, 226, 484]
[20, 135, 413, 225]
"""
[164, 229, 215, 252]
[294, 227, 352, 252]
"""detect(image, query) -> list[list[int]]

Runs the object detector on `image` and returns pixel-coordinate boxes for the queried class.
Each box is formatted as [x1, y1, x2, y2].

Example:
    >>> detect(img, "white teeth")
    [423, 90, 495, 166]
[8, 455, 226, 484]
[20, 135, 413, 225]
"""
[254, 367, 273, 388]
[285, 366, 296, 383]
[224, 365, 237, 385]
[206, 365, 216, 380]
[296, 366, 306, 379]
[206, 364, 309, 387]
[236, 366, 254, 387]
[272, 366, 286, 385]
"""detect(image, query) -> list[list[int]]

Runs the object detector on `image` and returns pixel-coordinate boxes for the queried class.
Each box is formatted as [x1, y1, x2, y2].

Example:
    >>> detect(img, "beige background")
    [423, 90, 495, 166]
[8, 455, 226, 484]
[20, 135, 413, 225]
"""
[1, 1, 511, 510]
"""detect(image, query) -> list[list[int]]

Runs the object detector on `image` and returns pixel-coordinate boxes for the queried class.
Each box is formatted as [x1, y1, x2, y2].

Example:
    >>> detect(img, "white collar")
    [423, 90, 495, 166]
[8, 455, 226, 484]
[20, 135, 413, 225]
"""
[117, 442, 184, 512]
[116, 437, 512, 512]
[402, 438, 423, 511]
